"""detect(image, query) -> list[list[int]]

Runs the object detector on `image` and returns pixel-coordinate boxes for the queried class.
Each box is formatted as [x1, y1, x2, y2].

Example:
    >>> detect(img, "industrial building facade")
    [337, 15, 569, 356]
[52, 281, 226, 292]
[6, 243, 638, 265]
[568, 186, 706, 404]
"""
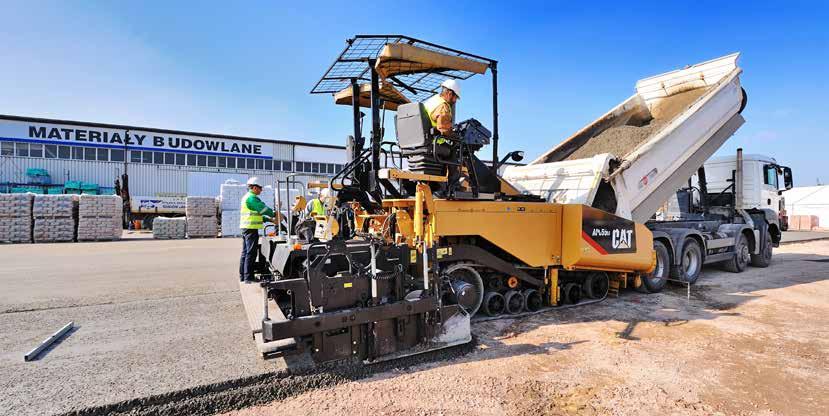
[0, 114, 344, 196]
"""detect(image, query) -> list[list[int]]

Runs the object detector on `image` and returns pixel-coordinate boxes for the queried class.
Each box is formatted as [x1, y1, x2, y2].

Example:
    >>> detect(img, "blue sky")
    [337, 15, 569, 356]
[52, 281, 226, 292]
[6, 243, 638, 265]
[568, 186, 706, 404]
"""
[1, 1, 827, 185]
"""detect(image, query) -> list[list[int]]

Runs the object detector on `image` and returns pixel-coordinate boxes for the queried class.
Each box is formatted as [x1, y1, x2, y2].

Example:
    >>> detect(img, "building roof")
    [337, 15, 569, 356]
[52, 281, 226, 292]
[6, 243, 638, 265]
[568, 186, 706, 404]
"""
[784, 185, 829, 205]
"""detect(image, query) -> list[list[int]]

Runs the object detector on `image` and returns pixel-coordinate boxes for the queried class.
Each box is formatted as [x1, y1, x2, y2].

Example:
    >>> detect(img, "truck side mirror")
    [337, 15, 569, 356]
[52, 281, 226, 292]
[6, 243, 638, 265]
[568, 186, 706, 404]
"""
[782, 166, 793, 190]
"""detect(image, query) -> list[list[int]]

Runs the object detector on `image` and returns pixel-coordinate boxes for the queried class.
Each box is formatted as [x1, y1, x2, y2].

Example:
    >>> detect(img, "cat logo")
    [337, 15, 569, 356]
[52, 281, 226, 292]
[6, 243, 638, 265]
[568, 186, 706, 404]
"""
[612, 229, 633, 250]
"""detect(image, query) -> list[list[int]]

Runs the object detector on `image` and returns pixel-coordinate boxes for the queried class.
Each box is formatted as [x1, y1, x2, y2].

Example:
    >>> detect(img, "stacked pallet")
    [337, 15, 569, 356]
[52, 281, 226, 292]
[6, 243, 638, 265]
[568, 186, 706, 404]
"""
[219, 181, 275, 237]
[152, 217, 187, 239]
[186, 197, 218, 238]
[0, 193, 34, 243]
[32, 195, 78, 242]
[77, 195, 123, 241]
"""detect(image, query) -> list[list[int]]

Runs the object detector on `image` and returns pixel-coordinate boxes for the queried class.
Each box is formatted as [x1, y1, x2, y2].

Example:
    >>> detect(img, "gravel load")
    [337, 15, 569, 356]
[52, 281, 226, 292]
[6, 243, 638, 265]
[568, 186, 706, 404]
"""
[0, 193, 34, 243]
[565, 88, 709, 161]
[77, 195, 123, 241]
[152, 217, 187, 239]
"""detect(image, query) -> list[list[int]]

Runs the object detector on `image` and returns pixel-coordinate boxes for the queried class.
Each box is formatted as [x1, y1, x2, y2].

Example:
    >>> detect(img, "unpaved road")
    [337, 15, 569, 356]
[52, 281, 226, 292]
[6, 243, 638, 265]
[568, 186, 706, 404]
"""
[226, 240, 829, 416]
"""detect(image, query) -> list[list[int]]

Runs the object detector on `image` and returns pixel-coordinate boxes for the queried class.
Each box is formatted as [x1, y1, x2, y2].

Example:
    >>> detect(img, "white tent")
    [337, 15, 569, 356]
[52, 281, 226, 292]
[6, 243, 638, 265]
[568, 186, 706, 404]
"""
[784, 185, 829, 229]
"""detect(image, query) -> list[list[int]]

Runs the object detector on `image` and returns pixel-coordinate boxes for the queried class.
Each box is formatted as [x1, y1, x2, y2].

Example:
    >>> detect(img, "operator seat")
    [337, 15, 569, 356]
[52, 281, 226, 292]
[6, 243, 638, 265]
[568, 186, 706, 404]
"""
[395, 102, 450, 176]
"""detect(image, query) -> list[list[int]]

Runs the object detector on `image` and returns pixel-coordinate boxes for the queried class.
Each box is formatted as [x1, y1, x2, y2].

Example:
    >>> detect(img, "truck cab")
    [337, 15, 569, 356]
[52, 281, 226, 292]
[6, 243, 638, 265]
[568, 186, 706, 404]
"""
[704, 153, 793, 214]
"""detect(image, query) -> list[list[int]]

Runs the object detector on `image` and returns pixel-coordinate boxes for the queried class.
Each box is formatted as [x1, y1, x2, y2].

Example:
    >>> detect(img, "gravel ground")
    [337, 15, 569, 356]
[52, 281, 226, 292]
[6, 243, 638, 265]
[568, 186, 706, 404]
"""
[225, 240, 829, 416]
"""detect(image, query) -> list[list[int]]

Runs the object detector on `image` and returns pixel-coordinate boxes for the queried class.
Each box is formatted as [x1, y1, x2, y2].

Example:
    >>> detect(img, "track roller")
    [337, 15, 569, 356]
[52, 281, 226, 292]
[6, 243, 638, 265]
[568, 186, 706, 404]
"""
[582, 272, 609, 299]
[562, 283, 582, 305]
[522, 289, 542, 311]
[482, 291, 505, 316]
[504, 290, 524, 314]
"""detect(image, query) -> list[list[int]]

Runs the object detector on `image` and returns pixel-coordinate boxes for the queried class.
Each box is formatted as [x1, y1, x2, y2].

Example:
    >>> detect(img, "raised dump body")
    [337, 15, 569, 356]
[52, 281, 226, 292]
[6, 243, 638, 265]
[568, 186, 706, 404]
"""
[503, 53, 746, 223]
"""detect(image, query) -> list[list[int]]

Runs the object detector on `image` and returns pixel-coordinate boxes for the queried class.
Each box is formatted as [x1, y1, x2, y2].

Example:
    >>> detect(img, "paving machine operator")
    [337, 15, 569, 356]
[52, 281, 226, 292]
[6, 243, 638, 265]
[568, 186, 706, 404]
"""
[239, 177, 275, 283]
[423, 79, 461, 137]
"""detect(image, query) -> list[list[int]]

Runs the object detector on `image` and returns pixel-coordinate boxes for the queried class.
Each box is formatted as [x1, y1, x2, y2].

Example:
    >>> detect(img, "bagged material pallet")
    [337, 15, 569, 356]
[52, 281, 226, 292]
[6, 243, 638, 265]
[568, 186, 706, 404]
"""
[33, 194, 78, 218]
[153, 217, 187, 239]
[33, 218, 76, 242]
[0, 193, 34, 243]
[186, 216, 218, 238]
[77, 195, 123, 241]
[219, 182, 275, 210]
[221, 210, 241, 237]
[186, 197, 218, 217]
[32, 195, 78, 242]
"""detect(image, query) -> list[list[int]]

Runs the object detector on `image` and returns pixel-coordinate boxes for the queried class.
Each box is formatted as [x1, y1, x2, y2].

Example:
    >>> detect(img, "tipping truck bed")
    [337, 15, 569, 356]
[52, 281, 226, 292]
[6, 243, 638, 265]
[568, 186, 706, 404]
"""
[503, 53, 745, 223]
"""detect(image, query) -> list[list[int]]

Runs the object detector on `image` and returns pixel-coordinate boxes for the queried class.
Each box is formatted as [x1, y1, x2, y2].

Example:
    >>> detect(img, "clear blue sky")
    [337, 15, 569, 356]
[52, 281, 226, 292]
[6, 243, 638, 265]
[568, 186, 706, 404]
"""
[2, 1, 827, 185]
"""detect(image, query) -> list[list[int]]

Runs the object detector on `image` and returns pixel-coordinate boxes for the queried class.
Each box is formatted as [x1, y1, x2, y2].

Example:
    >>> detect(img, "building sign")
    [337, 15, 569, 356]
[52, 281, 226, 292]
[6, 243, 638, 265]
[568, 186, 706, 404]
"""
[0, 119, 273, 158]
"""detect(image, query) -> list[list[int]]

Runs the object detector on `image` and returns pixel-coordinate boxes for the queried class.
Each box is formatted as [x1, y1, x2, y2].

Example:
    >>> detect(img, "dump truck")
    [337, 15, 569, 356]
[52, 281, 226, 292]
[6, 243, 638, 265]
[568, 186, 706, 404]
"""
[237, 36, 745, 365]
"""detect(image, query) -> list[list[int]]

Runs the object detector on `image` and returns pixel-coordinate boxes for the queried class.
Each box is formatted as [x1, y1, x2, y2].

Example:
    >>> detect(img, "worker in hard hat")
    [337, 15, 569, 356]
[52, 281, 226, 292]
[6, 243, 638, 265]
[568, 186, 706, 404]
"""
[423, 79, 461, 136]
[239, 177, 275, 283]
[305, 188, 329, 218]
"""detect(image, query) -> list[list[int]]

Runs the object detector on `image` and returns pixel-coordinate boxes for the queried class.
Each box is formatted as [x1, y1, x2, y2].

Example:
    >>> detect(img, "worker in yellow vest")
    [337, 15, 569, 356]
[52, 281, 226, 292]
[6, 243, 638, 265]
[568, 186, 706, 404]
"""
[423, 79, 461, 137]
[305, 188, 328, 218]
[239, 177, 275, 283]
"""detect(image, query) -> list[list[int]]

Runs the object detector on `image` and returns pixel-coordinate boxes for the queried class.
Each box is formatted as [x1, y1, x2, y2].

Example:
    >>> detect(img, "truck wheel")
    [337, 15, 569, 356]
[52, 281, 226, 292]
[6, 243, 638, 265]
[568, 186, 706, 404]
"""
[674, 238, 702, 284]
[723, 234, 750, 273]
[642, 241, 670, 293]
[583, 272, 610, 299]
[751, 231, 773, 268]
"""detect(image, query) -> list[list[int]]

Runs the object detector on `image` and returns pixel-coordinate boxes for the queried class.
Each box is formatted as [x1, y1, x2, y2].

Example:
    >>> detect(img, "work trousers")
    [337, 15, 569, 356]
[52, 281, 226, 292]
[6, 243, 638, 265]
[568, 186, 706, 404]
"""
[239, 229, 260, 281]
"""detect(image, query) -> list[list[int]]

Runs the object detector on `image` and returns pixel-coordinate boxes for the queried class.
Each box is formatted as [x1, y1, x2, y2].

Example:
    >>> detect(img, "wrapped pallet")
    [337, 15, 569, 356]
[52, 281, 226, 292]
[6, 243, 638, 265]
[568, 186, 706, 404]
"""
[186, 196, 218, 238]
[32, 194, 78, 243]
[0, 193, 34, 243]
[152, 217, 187, 239]
[219, 180, 275, 237]
[77, 195, 123, 241]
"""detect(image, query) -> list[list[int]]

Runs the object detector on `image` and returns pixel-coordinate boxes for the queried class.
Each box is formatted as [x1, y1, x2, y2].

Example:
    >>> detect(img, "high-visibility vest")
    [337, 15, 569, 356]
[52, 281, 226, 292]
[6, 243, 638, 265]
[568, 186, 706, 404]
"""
[423, 94, 453, 128]
[310, 198, 325, 217]
[239, 192, 264, 229]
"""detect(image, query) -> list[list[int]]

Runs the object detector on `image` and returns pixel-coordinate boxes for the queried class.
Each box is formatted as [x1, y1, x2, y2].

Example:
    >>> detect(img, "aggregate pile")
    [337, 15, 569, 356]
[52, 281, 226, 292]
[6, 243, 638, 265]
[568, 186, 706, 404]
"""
[77, 195, 123, 241]
[152, 217, 187, 239]
[564, 88, 709, 161]
[32, 194, 78, 242]
[186, 197, 218, 238]
[0, 193, 34, 243]
[219, 181, 275, 237]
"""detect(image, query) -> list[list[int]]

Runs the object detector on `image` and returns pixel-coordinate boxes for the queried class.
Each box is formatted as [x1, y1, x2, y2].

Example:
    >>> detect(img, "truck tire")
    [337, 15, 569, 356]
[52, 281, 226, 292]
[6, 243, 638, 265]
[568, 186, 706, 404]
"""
[641, 241, 670, 293]
[673, 238, 703, 284]
[751, 231, 773, 268]
[723, 233, 750, 273]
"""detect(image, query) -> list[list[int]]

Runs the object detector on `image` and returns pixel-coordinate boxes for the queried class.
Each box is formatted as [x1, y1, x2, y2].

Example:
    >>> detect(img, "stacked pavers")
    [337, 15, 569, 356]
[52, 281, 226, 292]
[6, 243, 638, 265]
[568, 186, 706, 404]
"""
[77, 195, 123, 241]
[152, 217, 187, 239]
[0, 193, 34, 243]
[32, 195, 78, 242]
[186, 197, 218, 238]
[219, 181, 275, 237]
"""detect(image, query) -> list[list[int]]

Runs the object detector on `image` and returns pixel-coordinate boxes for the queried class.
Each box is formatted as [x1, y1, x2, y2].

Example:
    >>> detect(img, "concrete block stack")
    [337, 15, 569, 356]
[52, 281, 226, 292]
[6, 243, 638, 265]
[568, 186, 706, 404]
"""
[77, 195, 123, 241]
[0, 193, 34, 243]
[32, 194, 78, 243]
[152, 217, 187, 239]
[186, 196, 218, 238]
[219, 181, 275, 237]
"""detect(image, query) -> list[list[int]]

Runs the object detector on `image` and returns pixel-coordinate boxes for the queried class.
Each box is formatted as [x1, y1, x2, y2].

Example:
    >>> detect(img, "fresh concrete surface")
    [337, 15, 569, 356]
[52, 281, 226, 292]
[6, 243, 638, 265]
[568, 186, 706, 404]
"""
[0, 238, 285, 416]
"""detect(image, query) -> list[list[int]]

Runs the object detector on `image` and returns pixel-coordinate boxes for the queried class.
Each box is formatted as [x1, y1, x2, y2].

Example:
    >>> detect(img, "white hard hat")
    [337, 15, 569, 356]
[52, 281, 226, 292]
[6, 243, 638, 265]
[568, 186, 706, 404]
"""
[441, 79, 461, 99]
[320, 188, 331, 198]
[246, 177, 262, 187]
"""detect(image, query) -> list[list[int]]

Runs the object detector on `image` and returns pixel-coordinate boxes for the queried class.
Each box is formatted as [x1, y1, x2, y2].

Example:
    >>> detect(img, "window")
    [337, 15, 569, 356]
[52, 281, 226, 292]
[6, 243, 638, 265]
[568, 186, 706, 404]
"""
[272, 160, 281, 171]
[197, 155, 207, 167]
[142, 151, 153, 164]
[29, 143, 43, 157]
[97, 148, 108, 161]
[238, 158, 246, 169]
[256, 159, 264, 170]
[218, 156, 226, 168]
[764, 165, 778, 188]
[226, 157, 235, 169]
[312, 162, 320, 173]
[282, 161, 292, 171]
[335, 164, 343, 173]
[175, 153, 186, 165]
[45, 144, 57, 158]
[1, 142, 13, 156]
[15, 142, 29, 157]
[72, 147, 84, 160]
[207, 156, 216, 167]
[84, 147, 96, 160]
[58, 145, 71, 159]
[264, 160, 273, 170]
[328, 164, 335, 174]
[130, 151, 142, 163]
[164, 153, 175, 165]
[153, 152, 164, 164]
[110, 149, 125, 162]
[187, 154, 197, 166]
[246, 158, 255, 169]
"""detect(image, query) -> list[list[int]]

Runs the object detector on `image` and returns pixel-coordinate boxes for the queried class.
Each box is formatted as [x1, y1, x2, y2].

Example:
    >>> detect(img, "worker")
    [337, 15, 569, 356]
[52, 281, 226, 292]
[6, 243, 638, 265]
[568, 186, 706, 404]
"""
[305, 188, 328, 218]
[239, 177, 275, 283]
[423, 79, 461, 136]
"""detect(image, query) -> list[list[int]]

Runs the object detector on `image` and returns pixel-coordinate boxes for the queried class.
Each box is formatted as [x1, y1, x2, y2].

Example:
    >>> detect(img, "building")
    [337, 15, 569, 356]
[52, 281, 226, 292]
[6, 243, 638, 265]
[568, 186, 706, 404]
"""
[0, 114, 345, 197]
[784, 185, 829, 230]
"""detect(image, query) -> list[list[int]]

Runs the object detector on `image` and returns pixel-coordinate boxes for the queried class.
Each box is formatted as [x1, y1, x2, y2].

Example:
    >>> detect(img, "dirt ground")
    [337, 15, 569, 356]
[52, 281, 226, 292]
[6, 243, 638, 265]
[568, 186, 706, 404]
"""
[225, 240, 829, 416]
